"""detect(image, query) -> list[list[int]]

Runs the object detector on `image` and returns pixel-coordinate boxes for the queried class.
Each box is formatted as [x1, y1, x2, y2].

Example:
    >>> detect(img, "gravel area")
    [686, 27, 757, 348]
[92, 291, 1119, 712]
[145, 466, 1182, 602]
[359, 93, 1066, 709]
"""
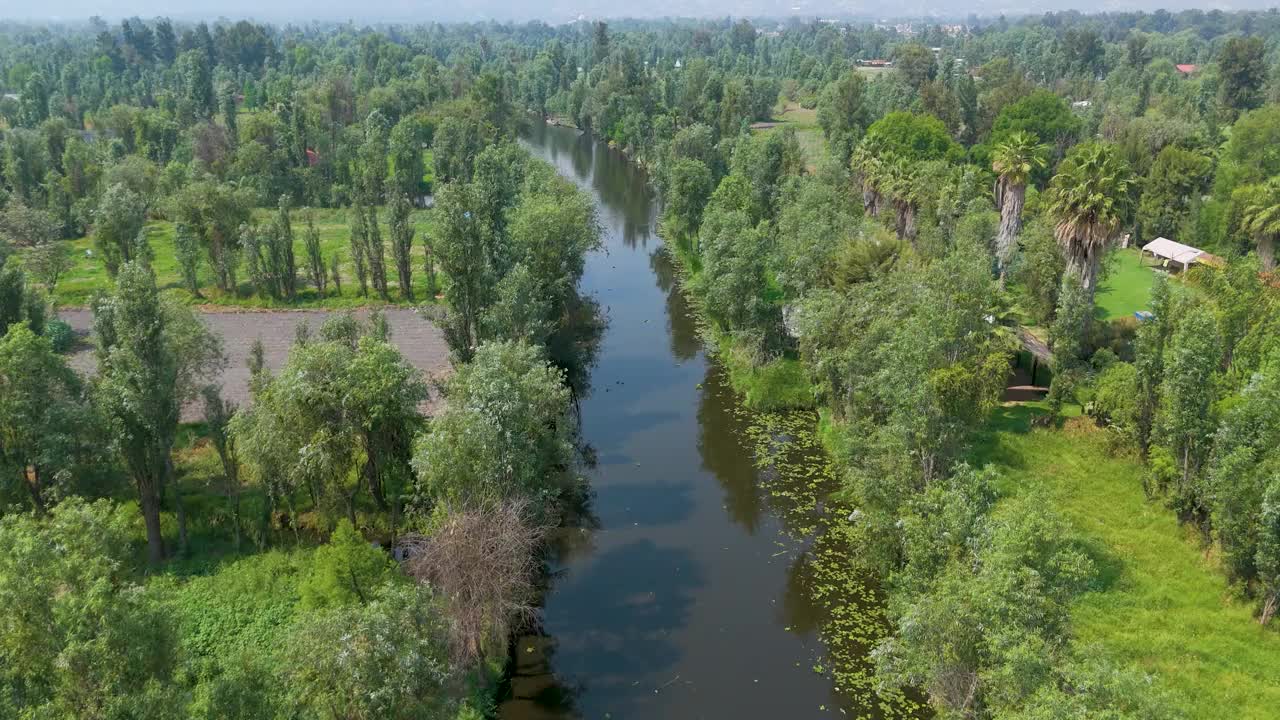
[61, 308, 452, 421]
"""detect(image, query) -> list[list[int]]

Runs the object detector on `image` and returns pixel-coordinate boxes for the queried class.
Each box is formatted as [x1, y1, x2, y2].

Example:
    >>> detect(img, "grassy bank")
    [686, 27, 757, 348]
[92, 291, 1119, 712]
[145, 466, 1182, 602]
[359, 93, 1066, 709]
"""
[973, 404, 1280, 719]
[43, 207, 441, 309]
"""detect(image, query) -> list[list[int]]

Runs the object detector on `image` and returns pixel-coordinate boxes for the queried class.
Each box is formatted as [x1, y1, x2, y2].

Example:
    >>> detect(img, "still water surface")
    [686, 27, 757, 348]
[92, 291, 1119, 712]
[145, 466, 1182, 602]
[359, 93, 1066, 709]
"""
[505, 122, 856, 720]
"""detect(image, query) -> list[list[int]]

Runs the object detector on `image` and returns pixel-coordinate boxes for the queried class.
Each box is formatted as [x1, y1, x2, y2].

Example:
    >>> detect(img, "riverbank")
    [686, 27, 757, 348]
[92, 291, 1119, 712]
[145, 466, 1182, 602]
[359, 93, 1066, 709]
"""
[663, 234, 814, 411]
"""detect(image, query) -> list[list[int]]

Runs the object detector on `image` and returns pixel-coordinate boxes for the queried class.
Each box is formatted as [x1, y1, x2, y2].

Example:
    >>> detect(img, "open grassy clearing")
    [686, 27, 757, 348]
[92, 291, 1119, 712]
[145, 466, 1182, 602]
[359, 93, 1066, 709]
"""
[1095, 246, 1161, 321]
[754, 101, 825, 171]
[973, 404, 1280, 720]
[45, 206, 441, 309]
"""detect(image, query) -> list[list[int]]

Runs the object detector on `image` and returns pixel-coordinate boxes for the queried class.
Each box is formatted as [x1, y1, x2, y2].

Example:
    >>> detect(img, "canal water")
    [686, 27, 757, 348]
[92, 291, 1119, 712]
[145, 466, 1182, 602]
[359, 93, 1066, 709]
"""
[505, 122, 869, 720]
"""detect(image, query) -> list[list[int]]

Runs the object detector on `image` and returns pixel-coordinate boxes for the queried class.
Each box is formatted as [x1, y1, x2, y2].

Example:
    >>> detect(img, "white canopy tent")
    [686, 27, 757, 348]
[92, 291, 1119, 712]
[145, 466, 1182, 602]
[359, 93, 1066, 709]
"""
[1142, 237, 1204, 271]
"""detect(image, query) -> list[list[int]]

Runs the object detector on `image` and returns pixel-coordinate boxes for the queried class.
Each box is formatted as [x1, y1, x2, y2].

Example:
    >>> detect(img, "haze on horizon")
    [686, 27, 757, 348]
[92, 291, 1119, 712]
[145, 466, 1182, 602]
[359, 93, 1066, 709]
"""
[0, 0, 1272, 24]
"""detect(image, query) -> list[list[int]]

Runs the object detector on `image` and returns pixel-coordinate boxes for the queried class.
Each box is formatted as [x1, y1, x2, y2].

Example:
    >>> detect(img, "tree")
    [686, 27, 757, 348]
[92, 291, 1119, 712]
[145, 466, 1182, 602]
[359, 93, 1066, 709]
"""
[170, 179, 252, 293]
[92, 262, 223, 562]
[348, 202, 370, 297]
[412, 340, 574, 512]
[1158, 302, 1221, 510]
[1136, 146, 1212, 243]
[992, 131, 1047, 283]
[1258, 479, 1280, 624]
[365, 204, 390, 301]
[0, 499, 180, 717]
[433, 182, 491, 359]
[816, 70, 868, 163]
[201, 384, 243, 550]
[93, 182, 148, 276]
[882, 155, 924, 242]
[591, 21, 610, 66]
[1046, 142, 1134, 318]
[303, 212, 326, 296]
[894, 43, 937, 89]
[1218, 36, 1266, 118]
[173, 222, 202, 297]
[988, 89, 1081, 168]
[2, 128, 50, 203]
[176, 49, 216, 122]
[388, 193, 415, 301]
[232, 317, 426, 525]
[269, 195, 298, 301]
[404, 500, 546, 665]
[298, 519, 399, 609]
[661, 158, 714, 241]
[695, 201, 780, 356]
[1239, 177, 1280, 271]
[862, 111, 958, 163]
[388, 115, 427, 199]
[0, 324, 90, 514]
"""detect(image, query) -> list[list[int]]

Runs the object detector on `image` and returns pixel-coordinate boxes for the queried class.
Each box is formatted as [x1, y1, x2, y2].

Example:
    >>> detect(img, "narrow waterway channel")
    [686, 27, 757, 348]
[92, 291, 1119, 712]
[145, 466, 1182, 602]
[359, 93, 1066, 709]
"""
[501, 123, 882, 719]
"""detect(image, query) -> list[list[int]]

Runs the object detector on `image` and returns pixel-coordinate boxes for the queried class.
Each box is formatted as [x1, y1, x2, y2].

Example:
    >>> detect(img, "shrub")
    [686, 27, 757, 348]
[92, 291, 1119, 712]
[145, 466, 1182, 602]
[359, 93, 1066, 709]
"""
[43, 318, 74, 353]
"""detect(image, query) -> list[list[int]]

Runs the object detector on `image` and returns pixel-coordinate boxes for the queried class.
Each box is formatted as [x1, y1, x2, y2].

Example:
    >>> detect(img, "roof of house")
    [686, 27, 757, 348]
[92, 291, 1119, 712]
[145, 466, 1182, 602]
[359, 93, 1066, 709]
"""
[1143, 237, 1203, 265]
[1175, 64, 1198, 74]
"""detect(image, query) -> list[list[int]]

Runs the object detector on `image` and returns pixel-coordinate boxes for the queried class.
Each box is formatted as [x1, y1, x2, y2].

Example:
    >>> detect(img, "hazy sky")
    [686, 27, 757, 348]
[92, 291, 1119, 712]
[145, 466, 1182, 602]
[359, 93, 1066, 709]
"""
[0, 0, 1270, 23]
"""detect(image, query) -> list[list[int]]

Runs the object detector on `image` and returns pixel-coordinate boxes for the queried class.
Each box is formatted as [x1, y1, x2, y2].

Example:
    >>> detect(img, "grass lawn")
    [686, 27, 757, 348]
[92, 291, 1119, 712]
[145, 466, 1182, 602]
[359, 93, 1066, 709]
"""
[754, 102, 825, 171]
[1095, 247, 1160, 321]
[45, 206, 442, 309]
[973, 404, 1280, 719]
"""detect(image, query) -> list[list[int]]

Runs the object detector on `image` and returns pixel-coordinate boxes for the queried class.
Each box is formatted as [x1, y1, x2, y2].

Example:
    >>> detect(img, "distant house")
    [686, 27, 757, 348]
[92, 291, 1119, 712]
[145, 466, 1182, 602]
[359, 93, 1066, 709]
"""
[305, 148, 320, 167]
[1071, 99, 1093, 109]
[1175, 64, 1199, 75]
[859, 59, 892, 68]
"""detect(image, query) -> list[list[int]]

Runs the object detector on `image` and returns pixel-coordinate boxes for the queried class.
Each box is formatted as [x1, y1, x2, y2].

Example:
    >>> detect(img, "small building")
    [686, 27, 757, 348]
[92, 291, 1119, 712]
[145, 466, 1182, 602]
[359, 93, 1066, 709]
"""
[1175, 64, 1199, 75]
[1142, 237, 1205, 271]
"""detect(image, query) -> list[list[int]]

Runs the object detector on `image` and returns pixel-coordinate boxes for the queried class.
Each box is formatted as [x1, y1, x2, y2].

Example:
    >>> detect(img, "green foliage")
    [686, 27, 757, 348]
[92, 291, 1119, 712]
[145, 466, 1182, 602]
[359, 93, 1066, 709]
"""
[1136, 145, 1212, 243]
[283, 583, 456, 720]
[231, 315, 426, 524]
[862, 110, 959, 163]
[0, 323, 93, 513]
[816, 70, 868, 162]
[412, 340, 574, 513]
[298, 520, 400, 609]
[1217, 36, 1267, 118]
[0, 499, 180, 718]
[989, 89, 1082, 168]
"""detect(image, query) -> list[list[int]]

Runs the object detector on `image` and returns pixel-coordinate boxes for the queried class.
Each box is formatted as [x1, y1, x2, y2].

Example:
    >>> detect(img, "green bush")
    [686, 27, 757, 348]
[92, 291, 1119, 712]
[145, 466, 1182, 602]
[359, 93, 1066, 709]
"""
[43, 318, 74, 353]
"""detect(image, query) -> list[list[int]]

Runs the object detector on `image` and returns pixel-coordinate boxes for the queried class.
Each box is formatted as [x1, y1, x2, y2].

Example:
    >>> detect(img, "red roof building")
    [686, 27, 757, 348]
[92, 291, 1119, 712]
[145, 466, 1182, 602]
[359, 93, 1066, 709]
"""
[1175, 64, 1198, 75]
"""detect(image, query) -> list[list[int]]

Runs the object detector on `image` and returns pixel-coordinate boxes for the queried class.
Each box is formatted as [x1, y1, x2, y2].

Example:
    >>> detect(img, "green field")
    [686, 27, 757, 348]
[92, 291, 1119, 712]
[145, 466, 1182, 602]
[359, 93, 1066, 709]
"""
[1095, 247, 1160, 321]
[45, 206, 441, 309]
[974, 405, 1280, 719]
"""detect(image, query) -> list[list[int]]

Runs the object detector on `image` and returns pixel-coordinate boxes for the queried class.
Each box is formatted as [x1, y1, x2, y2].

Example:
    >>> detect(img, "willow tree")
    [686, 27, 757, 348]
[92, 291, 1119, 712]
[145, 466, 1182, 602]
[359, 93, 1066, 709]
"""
[1046, 142, 1134, 310]
[1240, 177, 1280, 271]
[992, 131, 1047, 284]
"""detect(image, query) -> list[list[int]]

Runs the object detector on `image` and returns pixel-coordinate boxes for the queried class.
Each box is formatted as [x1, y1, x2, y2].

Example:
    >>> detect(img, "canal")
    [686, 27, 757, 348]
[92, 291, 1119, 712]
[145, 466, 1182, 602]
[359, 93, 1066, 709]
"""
[505, 122, 882, 720]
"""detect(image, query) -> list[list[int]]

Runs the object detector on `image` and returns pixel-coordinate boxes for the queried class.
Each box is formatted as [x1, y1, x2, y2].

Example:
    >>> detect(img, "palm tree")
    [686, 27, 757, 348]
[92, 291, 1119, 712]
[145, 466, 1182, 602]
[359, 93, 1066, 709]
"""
[850, 144, 884, 217]
[883, 156, 922, 242]
[1046, 142, 1134, 305]
[992, 131, 1047, 284]
[1240, 178, 1280, 272]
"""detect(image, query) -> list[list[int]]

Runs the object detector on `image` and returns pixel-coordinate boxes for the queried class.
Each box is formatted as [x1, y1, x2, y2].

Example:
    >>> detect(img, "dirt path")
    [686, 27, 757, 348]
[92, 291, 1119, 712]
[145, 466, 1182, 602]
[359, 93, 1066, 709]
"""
[62, 308, 451, 421]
